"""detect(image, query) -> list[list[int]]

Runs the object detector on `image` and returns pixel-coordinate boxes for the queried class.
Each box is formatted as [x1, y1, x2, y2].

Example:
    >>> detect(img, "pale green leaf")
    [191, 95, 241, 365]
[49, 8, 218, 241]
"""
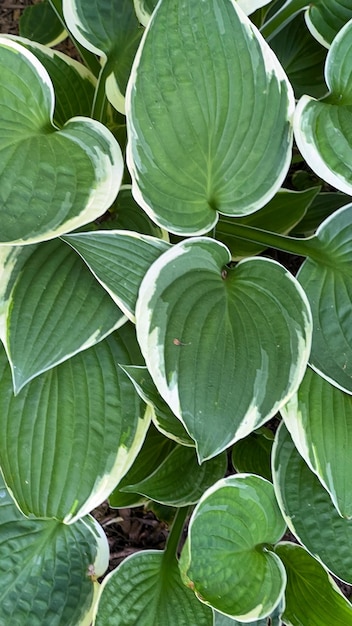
[213, 599, 284, 625]
[180, 474, 287, 620]
[19, 0, 67, 47]
[281, 367, 352, 518]
[0, 474, 109, 626]
[127, 0, 294, 235]
[275, 542, 352, 625]
[0, 325, 149, 522]
[0, 239, 125, 392]
[272, 423, 352, 584]
[0, 36, 123, 244]
[94, 550, 213, 626]
[136, 238, 312, 461]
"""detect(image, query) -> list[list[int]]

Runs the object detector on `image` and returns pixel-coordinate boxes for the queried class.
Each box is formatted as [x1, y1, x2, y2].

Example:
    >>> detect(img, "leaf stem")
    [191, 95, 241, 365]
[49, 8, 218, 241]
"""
[260, 0, 310, 41]
[162, 506, 190, 566]
[91, 62, 110, 123]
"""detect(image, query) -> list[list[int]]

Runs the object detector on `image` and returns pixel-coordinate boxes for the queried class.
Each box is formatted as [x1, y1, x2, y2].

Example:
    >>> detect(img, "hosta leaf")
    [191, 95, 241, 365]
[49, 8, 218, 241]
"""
[294, 19, 352, 194]
[123, 445, 227, 506]
[213, 599, 284, 625]
[0, 239, 125, 393]
[136, 238, 312, 461]
[297, 204, 352, 393]
[111, 186, 165, 238]
[63, 0, 142, 113]
[120, 365, 194, 446]
[0, 325, 149, 522]
[126, 0, 294, 235]
[272, 423, 352, 584]
[5, 35, 96, 126]
[133, 0, 158, 26]
[19, 0, 67, 46]
[275, 543, 352, 625]
[109, 423, 175, 508]
[231, 427, 274, 481]
[0, 36, 122, 245]
[62, 230, 169, 321]
[0, 475, 109, 626]
[179, 475, 287, 620]
[292, 191, 350, 235]
[281, 367, 352, 518]
[216, 187, 319, 259]
[94, 550, 213, 626]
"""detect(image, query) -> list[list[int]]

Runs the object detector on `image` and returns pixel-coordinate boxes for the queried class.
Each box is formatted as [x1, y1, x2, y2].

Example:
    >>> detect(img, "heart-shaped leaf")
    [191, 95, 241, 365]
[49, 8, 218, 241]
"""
[297, 204, 352, 393]
[0, 239, 125, 392]
[281, 367, 352, 518]
[294, 18, 352, 194]
[179, 474, 287, 620]
[275, 542, 352, 625]
[127, 0, 294, 235]
[272, 422, 352, 584]
[63, 0, 142, 113]
[136, 238, 312, 461]
[94, 550, 213, 626]
[0, 325, 149, 522]
[0, 36, 123, 244]
[0, 474, 109, 626]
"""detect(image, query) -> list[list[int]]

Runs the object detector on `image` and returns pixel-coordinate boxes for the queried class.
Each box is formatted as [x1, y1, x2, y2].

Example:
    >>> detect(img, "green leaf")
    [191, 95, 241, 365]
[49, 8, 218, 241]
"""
[62, 230, 169, 322]
[0, 239, 125, 393]
[123, 445, 227, 506]
[292, 191, 350, 234]
[0, 474, 109, 626]
[272, 423, 352, 585]
[127, 0, 294, 235]
[275, 542, 352, 626]
[120, 365, 194, 446]
[133, 0, 158, 26]
[0, 36, 123, 244]
[0, 325, 149, 522]
[281, 367, 352, 518]
[63, 0, 142, 113]
[180, 474, 287, 621]
[94, 550, 213, 626]
[216, 187, 320, 259]
[136, 238, 312, 461]
[294, 19, 352, 194]
[19, 0, 67, 47]
[231, 427, 274, 481]
[109, 423, 175, 509]
[213, 599, 284, 625]
[297, 205, 352, 394]
[111, 186, 165, 238]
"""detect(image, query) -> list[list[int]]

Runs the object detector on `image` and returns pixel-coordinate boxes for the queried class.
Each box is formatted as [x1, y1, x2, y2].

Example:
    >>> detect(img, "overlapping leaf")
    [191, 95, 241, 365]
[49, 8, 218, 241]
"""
[0, 239, 125, 392]
[179, 475, 287, 620]
[94, 550, 213, 626]
[231, 427, 274, 481]
[136, 238, 312, 461]
[281, 367, 352, 518]
[0, 36, 122, 244]
[0, 475, 109, 626]
[272, 423, 352, 584]
[127, 0, 294, 235]
[0, 325, 149, 522]
[213, 600, 284, 625]
[294, 19, 352, 194]
[20, 0, 67, 46]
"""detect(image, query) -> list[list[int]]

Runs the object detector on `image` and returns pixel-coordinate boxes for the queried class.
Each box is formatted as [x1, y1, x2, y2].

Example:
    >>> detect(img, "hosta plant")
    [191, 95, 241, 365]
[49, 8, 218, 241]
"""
[1, 0, 352, 623]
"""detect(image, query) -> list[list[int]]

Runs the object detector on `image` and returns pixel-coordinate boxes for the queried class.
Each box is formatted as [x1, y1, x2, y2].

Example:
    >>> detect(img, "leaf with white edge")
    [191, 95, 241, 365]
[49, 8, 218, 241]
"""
[275, 542, 352, 626]
[281, 367, 352, 518]
[94, 550, 213, 626]
[62, 230, 170, 321]
[232, 427, 274, 481]
[123, 445, 227, 506]
[133, 0, 158, 27]
[126, 0, 294, 236]
[0, 239, 125, 393]
[111, 186, 165, 238]
[136, 237, 312, 461]
[272, 423, 352, 584]
[294, 19, 352, 195]
[0, 325, 150, 523]
[19, 0, 67, 47]
[120, 365, 194, 446]
[179, 474, 287, 620]
[109, 423, 175, 509]
[236, 0, 272, 16]
[0, 36, 123, 245]
[216, 187, 320, 259]
[292, 191, 350, 235]
[0, 474, 109, 626]
[213, 598, 284, 625]
[297, 204, 352, 394]
[63, 0, 142, 113]
[5, 35, 96, 126]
